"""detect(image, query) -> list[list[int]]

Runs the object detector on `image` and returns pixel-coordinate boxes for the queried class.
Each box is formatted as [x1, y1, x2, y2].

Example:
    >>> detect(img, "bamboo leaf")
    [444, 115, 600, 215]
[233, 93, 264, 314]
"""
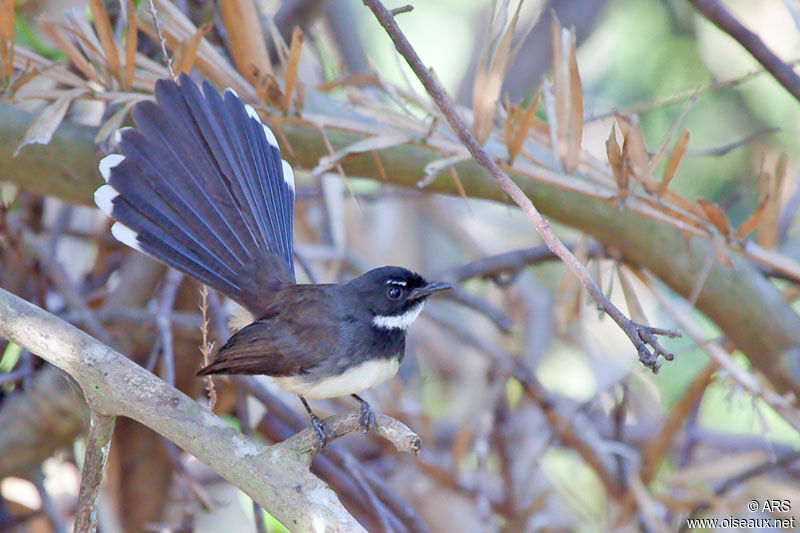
[88, 0, 121, 83]
[606, 125, 626, 193]
[697, 199, 732, 238]
[660, 129, 689, 196]
[283, 26, 304, 113]
[735, 196, 769, 240]
[14, 88, 86, 156]
[0, 0, 13, 79]
[172, 22, 211, 75]
[220, 0, 271, 85]
[41, 19, 103, 86]
[123, 0, 137, 89]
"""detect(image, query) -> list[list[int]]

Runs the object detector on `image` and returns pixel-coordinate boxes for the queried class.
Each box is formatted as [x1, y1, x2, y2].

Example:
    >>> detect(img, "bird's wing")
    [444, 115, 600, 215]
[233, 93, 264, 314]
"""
[94, 73, 295, 314]
[196, 286, 341, 377]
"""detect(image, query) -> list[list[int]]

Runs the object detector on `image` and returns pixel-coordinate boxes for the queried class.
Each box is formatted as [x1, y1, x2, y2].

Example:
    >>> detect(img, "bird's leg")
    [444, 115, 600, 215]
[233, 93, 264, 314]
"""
[352, 394, 376, 433]
[300, 396, 334, 448]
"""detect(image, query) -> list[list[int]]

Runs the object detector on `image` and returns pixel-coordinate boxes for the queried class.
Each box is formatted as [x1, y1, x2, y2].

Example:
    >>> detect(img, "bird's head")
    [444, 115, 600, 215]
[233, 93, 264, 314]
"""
[349, 266, 451, 330]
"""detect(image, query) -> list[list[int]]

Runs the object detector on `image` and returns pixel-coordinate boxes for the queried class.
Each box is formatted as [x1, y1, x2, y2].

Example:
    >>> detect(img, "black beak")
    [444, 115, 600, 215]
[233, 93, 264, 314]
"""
[409, 281, 452, 301]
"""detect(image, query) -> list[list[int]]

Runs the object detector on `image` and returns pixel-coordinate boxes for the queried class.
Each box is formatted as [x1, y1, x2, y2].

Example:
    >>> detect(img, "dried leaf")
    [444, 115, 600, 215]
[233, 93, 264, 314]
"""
[552, 20, 584, 173]
[220, 0, 271, 85]
[622, 121, 655, 191]
[253, 71, 284, 109]
[756, 153, 787, 248]
[713, 233, 733, 268]
[617, 266, 648, 325]
[660, 129, 689, 196]
[472, 0, 534, 144]
[312, 133, 412, 178]
[14, 89, 86, 156]
[0, 0, 13, 79]
[172, 22, 211, 74]
[123, 0, 137, 90]
[283, 26, 304, 112]
[41, 19, 103, 86]
[418, 154, 470, 188]
[89, 0, 121, 83]
[697, 199, 732, 238]
[504, 86, 541, 162]
[735, 196, 769, 240]
[94, 97, 143, 144]
[136, 0, 254, 98]
[606, 125, 626, 193]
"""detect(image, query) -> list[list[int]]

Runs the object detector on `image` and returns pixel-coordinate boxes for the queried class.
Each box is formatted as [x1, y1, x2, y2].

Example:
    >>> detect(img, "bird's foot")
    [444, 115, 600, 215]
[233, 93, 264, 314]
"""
[354, 395, 376, 434]
[309, 413, 335, 448]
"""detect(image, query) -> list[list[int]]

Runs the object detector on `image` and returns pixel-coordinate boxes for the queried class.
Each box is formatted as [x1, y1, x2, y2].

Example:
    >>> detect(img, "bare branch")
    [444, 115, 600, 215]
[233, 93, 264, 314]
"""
[0, 287, 366, 533]
[688, 0, 800, 104]
[361, 0, 679, 371]
[276, 410, 421, 460]
[75, 412, 116, 533]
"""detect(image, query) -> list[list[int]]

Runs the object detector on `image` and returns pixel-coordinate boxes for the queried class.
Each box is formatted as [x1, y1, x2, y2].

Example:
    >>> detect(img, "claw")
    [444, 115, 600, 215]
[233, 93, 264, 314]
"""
[353, 394, 376, 434]
[309, 413, 335, 448]
[300, 396, 334, 448]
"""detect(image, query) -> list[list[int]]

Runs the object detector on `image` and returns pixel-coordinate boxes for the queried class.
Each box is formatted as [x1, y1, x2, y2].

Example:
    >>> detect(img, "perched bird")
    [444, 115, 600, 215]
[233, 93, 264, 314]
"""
[93, 74, 450, 445]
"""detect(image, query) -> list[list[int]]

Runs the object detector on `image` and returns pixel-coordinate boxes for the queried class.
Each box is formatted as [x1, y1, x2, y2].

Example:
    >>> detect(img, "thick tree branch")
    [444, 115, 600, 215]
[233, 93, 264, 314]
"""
[0, 287, 366, 533]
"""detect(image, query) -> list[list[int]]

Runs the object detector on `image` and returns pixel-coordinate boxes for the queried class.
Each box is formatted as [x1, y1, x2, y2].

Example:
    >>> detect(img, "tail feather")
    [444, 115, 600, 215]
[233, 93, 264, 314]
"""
[95, 74, 296, 312]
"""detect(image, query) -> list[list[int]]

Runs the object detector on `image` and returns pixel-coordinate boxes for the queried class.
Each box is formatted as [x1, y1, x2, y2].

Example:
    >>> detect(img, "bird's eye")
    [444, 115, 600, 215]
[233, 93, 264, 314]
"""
[387, 286, 402, 300]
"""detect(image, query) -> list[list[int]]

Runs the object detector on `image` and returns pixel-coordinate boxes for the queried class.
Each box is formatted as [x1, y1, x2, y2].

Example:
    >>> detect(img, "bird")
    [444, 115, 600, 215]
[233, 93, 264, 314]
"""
[93, 73, 451, 446]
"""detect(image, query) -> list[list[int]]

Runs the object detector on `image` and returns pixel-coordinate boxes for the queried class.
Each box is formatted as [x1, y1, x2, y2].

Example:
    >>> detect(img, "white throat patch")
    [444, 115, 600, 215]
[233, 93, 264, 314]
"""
[372, 301, 425, 330]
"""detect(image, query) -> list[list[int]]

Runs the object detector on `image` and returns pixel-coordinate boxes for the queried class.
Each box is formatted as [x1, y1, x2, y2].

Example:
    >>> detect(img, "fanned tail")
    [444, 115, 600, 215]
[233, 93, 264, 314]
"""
[94, 74, 296, 313]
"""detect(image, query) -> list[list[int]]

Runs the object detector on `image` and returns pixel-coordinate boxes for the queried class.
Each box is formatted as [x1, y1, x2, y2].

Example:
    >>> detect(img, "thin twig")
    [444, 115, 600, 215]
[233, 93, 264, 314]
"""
[361, 0, 679, 371]
[155, 269, 182, 386]
[198, 284, 217, 409]
[436, 241, 604, 282]
[688, 0, 800, 104]
[146, 0, 175, 79]
[75, 411, 116, 533]
[236, 389, 267, 533]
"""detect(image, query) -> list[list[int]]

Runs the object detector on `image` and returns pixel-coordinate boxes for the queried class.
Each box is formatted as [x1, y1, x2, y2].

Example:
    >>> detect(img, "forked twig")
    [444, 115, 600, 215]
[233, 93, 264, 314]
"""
[361, 0, 680, 371]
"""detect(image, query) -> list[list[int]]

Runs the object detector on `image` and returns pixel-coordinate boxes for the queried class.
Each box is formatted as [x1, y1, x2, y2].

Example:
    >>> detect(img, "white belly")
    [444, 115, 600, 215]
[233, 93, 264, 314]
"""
[274, 358, 400, 399]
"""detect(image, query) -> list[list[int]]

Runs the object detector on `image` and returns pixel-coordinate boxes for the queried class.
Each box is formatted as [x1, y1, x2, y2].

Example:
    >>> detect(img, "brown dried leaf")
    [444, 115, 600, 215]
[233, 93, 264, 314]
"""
[41, 19, 103, 86]
[660, 129, 689, 196]
[712, 232, 733, 268]
[606, 125, 626, 192]
[0, 0, 13, 79]
[253, 71, 284, 109]
[617, 266, 648, 325]
[89, 0, 121, 83]
[220, 0, 270, 85]
[566, 29, 583, 173]
[504, 87, 540, 162]
[756, 153, 787, 249]
[123, 0, 137, 90]
[697, 199, 732, 239]
[312, 133, 412, 178]
[172, 22, 211, 75]
[551, 21, 584, 173]
[622, 122, 656, 192]
[94, 97, 143, 144]
[14, 88, 86, 156]
[735, 196, 769, 240]
[283, 26, 304, 112]
[473, 1, 531, 145]
[135, 0, 253, 97]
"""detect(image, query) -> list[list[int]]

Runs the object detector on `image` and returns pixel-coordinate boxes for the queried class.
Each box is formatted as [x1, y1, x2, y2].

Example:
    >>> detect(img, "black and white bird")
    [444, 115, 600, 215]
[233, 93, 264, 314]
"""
[93, 74, 450, 445]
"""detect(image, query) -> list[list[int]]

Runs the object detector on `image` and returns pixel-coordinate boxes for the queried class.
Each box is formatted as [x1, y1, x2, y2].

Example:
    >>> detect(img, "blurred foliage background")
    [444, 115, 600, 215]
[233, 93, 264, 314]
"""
[2, 0, 800, 532]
